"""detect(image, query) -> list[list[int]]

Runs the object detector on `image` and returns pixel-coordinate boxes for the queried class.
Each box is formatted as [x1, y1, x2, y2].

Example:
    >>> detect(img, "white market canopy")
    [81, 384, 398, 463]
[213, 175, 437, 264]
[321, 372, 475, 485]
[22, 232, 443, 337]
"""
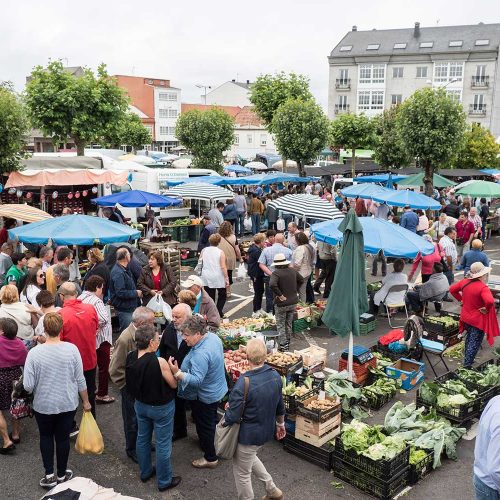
[268, 194, 344, 221]
[163, 183, 233, 201]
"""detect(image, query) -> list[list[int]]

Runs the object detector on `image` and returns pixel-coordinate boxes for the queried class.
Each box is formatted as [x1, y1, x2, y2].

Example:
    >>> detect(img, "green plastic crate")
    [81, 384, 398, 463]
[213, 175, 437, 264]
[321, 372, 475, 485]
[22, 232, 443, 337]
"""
[359, 320, 377, 335]
[292, 318, 318, 333]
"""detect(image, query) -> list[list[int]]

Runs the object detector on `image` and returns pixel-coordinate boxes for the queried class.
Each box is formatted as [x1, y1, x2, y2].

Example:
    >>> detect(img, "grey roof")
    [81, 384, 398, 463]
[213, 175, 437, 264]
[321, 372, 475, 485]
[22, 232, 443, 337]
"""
[330, 23, 500, 58]
[232, 81, 251, 89]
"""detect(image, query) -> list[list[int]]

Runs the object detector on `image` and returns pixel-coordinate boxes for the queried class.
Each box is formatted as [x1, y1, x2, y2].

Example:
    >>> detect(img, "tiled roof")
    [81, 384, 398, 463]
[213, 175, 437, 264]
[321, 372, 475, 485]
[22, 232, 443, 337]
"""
[180, 104, 263, 127]
[181, 103, 241, 118]
[234, 106, 262, 126]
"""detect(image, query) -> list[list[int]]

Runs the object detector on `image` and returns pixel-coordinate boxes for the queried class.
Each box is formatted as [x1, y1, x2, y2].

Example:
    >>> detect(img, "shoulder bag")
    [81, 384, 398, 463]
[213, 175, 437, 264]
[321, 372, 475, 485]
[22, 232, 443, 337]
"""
[10, 368, 34, 420]
[214, 376, 249, 460]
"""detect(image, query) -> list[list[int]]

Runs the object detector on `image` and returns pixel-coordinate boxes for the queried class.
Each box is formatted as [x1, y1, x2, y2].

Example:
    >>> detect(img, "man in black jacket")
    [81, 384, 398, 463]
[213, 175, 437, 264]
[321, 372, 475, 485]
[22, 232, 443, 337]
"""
[159, 303, 192, 440]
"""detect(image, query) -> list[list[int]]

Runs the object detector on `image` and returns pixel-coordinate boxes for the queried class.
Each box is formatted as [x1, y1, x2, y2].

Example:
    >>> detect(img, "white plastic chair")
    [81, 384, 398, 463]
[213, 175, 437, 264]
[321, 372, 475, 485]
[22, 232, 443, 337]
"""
[380, 284, 409, 328]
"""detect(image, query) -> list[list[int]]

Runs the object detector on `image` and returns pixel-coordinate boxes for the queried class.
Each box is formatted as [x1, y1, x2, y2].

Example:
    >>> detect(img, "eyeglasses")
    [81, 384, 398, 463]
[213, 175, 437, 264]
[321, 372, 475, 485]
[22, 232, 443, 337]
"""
[37, 274, 45, 278]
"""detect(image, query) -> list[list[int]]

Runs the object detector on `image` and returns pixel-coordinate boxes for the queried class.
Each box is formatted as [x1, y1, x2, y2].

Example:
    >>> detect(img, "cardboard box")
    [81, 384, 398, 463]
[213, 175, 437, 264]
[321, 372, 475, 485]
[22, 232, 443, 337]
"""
[385, 358, 425, 391]
[296, 306, 311, 319]
[294, 345, 327, 367]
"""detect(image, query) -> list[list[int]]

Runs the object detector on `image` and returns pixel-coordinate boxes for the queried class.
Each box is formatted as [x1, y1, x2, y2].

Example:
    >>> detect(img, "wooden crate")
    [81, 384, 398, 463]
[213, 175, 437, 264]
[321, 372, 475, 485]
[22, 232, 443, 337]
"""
[295, 416, 341, 447]
[296, 412, 341, 436]
[294, 346, 327, 367]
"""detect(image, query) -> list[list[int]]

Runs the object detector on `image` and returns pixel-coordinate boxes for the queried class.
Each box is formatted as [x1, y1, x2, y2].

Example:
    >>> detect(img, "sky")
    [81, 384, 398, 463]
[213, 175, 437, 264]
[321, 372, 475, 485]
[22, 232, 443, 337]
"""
[2, 0, 500, 110]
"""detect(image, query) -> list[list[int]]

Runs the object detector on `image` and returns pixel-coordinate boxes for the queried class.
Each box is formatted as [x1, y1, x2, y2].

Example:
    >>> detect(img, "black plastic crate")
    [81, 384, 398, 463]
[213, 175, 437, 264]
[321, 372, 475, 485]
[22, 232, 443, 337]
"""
[334, 438, 410, 478]
[297, 396, 341, 423]
[361, 388, 396, 411]
[408, 449, 434, 485]
[333, 458, 409, 500]
[475, 357, 500, 370]
[283, 387, 318, 416]
[292, 372, 325, 390]
[282, 434, 334, 471]
[372, 342, 423, 362]
[266, 357, 303, 377]
[457, 361, 500, 411]
[423, 311, 460, 337]
[422, 330, 463, 346]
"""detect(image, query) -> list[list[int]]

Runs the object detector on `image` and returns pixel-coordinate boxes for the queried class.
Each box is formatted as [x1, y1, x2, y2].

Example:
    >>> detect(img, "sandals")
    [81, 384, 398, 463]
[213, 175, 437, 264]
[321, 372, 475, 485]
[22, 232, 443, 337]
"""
[0, 444, 16, 455]
[96, 395, 115, 404]
[9, 433, 20, 444]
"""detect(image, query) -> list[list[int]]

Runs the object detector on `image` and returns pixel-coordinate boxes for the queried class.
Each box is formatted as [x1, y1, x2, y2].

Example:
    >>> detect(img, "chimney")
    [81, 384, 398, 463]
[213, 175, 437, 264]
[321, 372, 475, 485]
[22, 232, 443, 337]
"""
[246, 79, 250, 84]
[352, 25, 357, 31]
[232, 79, 236, 82]
[414, 22, 420, 38]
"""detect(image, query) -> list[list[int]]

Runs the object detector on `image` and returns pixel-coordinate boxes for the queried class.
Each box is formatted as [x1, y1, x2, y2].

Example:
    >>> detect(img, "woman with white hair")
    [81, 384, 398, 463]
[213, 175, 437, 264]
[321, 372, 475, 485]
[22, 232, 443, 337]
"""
[450, 262, 500, 368]
[224, 338, 285, 500]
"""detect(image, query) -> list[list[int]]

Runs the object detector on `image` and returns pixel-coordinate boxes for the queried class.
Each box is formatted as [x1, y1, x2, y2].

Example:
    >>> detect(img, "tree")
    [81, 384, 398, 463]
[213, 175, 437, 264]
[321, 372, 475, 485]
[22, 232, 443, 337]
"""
[0, 82, 30, 174]
[329, 113, 374, 177]
[453, 124, 500, 170]
[175, 107, 234, 172]
[101, 112, 152, 152]
[25, 61, 129, 155]
[398, 87, 466, 196]
[272, 99, 330, 177]
[373, 106, 413, 169]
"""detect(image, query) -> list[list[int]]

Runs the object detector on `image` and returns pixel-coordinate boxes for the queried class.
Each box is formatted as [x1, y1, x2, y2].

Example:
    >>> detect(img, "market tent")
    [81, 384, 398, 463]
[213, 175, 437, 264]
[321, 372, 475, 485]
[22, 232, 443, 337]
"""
[172, 158, 192, 168]
[229, 173, 318, 186]
[480, 169, 500, 178]
[397, 172, 456, 188]
[0, 204, 52, 223]
[92, 190, 182, 207]
[163, 183, 233, 201]
[311, 217, 435, 258]
[321, 209, 368, 377]
[5, 169, 129, 188]
[224, 164, 251, 174]
[9, 214, 140, 245]
[118, 153, 156, 165]
[355, 173, 407, 184]
[272, 160, 297, 169]
[340, 184, 394, 200]
[268, 194, 344, 221]
[245, 161, 268, 171]
[165, 176, 229, 186]
[372, 189, 441, 210]
[455, 180, 500, 197]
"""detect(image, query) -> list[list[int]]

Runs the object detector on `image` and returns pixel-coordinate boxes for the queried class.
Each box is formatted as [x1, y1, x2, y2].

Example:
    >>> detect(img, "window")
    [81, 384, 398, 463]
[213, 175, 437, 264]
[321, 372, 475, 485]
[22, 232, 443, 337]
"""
[392, 67, 404, 78]
[434, 62, 464, 83]
[416, 66, 428, 78]
[168, 127, 176, 135]
[391, 94, 402, 105]
[146, 79, 153, 84]
[372, 65, 385, 83]
[434, 63, 448, 83]
[159, 109, 168, 118]
[476, 65, 486, 77]
[247, 134, 252, 144]
[159, 81, 166, 86]
[446, 90, 462, 103]
[359, 65, 372, 83]
[260, 134, 267, 146]
[158, 92, 177, 101]
[419, 41, 434, 48]
[159, 126, 168, 135]
[358, 90, 383, 111]
[371, 91, 384, 109]
[449, 40, 463, 47]
[358, 91, 370, 110]
[234, 135, 239, 145]
[394, 43, 407, 49]
[339, 69, 349, 82]
[359, 64, 385, 84]
[473, 94, 485, 109]
[340, 45, 352, 51]
[367, 44, 380, 50]
[338, 95, 348, 110]
[168, 109, 178, 118]
[449, 62, 463, 81]
[475, 39, 490, 46]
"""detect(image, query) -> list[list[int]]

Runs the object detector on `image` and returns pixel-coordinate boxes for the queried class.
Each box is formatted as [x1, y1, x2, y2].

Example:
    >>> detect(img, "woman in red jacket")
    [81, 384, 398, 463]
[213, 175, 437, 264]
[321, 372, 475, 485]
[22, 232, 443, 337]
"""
[408, 236, 443, 283]
[450, 262, 500, 368]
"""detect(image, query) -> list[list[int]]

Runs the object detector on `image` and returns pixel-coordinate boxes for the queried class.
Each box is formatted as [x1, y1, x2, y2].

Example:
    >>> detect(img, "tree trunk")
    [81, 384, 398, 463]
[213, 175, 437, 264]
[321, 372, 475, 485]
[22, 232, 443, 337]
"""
[282, 157, 287, 172]
[351, 148, 356, 178]
[423, 159, 433, 198]
[75, 138, 85, 156]
[297, 160, 306, 177]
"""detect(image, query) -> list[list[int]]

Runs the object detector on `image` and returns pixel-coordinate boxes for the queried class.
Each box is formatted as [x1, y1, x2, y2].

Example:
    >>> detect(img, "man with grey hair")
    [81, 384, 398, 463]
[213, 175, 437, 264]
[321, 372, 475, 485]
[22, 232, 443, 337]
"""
[109, 307, 155, 462]
[102, 206, 122, 224]
[53, 264, 81, 307]
[109, 247, 142, 331]
[0, 242, 13, 283]
[159, 303, 192, 441]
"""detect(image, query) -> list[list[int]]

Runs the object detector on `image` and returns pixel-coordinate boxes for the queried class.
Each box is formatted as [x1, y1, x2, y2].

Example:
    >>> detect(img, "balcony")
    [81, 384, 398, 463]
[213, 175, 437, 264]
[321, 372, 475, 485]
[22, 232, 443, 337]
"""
[334, 104, 350, 114]
[471, 75, 489, 88]
[335, 78, 351, 90]
[469, 104, 487, 115]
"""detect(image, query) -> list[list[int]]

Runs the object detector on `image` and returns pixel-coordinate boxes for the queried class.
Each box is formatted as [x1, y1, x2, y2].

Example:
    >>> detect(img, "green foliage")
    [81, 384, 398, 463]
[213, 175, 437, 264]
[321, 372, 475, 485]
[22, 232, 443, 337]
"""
[397, 88, 466, 195]
[329, 113, 375, 176]
[272, 99, 329, 176]
[25, 61, 129, 155]
[0, 82, 30, 173]
[101, 112, 151, 151]
[373, 106, 413, 168]
[175, 107, 234, 172]
[249, 72, 313, 132]
[453, 124, 500, 169]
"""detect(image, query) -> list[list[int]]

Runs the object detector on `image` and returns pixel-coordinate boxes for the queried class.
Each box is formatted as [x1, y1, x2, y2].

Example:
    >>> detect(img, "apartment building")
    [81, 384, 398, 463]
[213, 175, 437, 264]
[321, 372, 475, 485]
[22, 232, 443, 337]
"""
[204, 80, 252, 107]
[328, 22, 500, 138]
[114, 75, 181, 152]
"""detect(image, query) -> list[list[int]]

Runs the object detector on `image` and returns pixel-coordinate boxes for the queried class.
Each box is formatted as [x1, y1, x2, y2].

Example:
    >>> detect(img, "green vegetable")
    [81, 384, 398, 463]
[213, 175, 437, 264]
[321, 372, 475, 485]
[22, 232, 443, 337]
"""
[325, 371, 365, 417]
[362, 375, 400, 401]
[409, 448, 428, 465]
[340, 420, 386, 454]
[362, 435, 407, 461]
[458, 365, 500, 387]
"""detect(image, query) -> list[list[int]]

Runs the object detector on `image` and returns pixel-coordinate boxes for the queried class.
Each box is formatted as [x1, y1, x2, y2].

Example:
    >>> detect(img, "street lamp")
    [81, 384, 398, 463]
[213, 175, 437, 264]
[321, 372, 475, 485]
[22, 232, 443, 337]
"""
[426, 78, 459, 88]
[196, 84, 211, 104]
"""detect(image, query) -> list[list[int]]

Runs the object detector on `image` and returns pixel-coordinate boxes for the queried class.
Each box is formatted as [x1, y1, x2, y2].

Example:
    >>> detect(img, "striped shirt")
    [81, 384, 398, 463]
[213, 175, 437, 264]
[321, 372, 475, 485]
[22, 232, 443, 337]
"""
[440, 235, 458, 266]
[23, 342, 86, 414]
[79, 291, 112, 349]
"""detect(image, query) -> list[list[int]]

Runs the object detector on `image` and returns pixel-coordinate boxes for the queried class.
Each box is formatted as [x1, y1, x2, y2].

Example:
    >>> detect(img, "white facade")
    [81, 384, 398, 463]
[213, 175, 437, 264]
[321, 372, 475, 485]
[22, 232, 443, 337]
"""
[205, 81, 251, 107]
[154, 87, 181, 143]
[229, 125, 277, 159]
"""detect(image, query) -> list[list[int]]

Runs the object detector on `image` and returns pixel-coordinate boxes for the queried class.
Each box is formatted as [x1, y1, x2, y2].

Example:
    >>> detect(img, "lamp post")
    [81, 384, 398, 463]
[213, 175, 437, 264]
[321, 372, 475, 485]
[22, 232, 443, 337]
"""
[196, 84, 211, 104]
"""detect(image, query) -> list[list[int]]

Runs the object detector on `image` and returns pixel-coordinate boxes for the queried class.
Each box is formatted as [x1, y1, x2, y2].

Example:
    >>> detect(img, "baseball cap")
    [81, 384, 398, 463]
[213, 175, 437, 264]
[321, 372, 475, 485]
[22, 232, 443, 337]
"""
[183, 275, 203, 288]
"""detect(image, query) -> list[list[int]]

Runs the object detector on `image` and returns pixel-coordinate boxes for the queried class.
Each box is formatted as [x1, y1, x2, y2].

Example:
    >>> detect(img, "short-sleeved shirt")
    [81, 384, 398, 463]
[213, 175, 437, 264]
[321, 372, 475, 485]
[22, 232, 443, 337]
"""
[440, 235, 458, 266]
[258, 244, 293, 273]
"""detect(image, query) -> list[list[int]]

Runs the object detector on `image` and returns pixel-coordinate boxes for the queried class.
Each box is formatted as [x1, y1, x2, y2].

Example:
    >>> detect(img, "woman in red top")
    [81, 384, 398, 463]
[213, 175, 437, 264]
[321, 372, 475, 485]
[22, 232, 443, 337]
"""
[450, 262, 500, 368]
[408, 236, 443, 283]
[137, 251, 177, 307]
[455, 211, 476, 259]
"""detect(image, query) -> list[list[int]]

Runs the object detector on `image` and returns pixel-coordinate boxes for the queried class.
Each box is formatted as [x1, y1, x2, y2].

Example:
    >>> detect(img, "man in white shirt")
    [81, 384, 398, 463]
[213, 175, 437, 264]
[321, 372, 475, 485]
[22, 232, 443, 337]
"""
[439, 226, 458, 302]
[0, 243, 13, 283]
[208, 202, 224, 228]
[287, 222, 299, 251]
[233, 191, 247, 237]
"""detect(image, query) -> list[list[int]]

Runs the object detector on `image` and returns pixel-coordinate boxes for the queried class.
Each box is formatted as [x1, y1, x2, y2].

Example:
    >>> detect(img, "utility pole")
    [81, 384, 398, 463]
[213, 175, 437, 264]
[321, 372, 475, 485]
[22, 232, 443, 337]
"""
[195, 84, 211, 105]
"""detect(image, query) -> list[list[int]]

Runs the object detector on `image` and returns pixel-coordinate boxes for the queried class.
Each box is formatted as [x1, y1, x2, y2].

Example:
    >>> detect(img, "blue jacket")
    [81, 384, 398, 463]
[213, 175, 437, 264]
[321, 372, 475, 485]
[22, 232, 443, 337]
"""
[400, 211, 419, 233]
[222, 203, 238, 221]
[460, 249, 490, 275]
[247, 244, 264, 279]
[178, 331, 228, 404]
[109, 263, 138, 312]
[225, 365, 284, 446]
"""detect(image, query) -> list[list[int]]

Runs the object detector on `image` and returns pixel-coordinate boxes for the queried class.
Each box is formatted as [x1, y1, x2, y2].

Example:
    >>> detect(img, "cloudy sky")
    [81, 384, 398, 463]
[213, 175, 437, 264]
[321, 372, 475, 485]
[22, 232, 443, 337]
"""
[2, 0, 500, 109]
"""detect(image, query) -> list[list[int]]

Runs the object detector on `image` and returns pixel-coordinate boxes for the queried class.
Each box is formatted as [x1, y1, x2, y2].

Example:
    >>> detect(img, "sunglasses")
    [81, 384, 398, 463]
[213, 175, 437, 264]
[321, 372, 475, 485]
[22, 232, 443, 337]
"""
[37, 274, 45, 278]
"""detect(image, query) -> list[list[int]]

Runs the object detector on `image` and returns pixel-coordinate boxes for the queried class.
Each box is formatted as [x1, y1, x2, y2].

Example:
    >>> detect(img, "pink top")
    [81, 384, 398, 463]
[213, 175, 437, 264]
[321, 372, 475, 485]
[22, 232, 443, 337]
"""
[0, 335, 28, 369]
[410, 244, 443, 277]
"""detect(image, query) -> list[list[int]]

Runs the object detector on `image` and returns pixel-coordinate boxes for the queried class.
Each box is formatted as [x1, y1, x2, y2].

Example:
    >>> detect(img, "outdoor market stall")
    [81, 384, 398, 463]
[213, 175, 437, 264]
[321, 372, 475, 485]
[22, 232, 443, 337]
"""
[268, 194, 345, 222]
[0, 203, 52, 223]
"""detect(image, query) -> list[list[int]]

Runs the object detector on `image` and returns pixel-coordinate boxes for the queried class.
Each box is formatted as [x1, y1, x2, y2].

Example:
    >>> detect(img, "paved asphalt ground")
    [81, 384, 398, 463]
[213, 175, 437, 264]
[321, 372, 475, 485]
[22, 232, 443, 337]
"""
[2, 237, 499, 500]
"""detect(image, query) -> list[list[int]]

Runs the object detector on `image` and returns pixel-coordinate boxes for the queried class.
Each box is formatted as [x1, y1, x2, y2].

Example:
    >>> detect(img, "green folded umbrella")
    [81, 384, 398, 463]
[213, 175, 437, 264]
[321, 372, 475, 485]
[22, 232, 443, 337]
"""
[397, 172, 456, 188]
[455, 180, 500, 198]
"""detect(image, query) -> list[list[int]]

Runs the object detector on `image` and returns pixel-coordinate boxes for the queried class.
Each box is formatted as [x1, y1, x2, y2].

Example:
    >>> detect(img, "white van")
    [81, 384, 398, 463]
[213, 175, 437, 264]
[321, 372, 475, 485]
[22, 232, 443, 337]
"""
[332, 177, 358, 193]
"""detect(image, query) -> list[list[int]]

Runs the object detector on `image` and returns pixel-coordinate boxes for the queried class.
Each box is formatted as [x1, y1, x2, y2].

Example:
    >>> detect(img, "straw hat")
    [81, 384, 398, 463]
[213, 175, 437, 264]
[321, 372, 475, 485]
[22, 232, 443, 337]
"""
[273, 253, 291, 267]
[468, 262, 491, 279]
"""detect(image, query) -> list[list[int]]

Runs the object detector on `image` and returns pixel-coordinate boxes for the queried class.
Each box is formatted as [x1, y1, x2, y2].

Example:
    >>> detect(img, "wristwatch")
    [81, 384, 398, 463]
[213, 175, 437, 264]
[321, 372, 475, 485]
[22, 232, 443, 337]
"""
[174, 370, 183, 380]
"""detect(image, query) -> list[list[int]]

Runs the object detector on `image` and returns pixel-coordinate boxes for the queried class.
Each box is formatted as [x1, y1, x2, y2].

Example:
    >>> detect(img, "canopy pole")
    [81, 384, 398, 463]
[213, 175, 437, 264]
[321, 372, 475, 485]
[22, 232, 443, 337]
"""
[348, 331, 353, 382]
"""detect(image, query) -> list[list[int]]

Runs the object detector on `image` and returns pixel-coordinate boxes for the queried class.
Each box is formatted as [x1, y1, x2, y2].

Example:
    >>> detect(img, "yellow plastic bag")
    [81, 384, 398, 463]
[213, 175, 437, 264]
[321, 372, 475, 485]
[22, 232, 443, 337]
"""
[75, 411, 104, 455]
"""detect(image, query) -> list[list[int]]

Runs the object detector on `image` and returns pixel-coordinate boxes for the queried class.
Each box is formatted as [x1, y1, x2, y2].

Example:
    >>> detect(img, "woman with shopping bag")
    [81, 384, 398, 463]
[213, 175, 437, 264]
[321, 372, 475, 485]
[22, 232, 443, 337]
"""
[23, 313, 92, 490]
[218, 222, 242, 297]
[138, 251, 178, 307]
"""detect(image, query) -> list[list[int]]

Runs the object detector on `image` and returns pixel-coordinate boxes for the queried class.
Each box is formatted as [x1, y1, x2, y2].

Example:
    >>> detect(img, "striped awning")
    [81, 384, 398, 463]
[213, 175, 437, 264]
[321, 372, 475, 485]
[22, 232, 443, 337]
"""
[0, 204, 53, 223]
[163, 183, 233, 201]
[268, 194, 344, 221]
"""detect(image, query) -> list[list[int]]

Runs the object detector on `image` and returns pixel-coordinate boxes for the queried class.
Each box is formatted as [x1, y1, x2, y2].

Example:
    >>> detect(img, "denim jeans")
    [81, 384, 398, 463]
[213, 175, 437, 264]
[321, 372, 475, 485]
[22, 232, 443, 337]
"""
[117, 310, 134, 332]
[121, 387, 137, 457]
[251, 214, 260, 235]
[464, 324, 485, 368]
[236, 212, 245, 237]
[474, 474, 500, 500]
[190, 399, 219, 462]
[135, 399, 175, 489]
